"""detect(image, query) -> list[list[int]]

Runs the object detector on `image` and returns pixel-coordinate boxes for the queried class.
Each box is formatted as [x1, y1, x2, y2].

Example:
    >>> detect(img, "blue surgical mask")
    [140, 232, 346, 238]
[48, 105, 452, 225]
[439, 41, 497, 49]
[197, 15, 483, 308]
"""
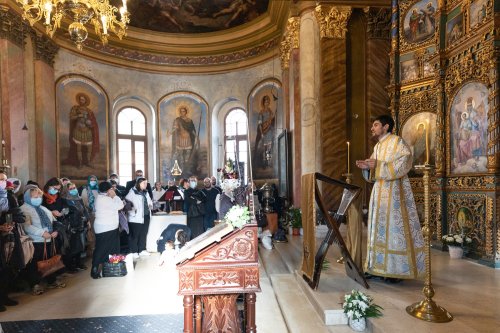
[69, 189, 79, 196]
[189, 181, 197, 189]
[31, 197, 43, 207]
[89, 181, 97, 187]
[48, 188, 59, 195]
[0, 181, 6, 190]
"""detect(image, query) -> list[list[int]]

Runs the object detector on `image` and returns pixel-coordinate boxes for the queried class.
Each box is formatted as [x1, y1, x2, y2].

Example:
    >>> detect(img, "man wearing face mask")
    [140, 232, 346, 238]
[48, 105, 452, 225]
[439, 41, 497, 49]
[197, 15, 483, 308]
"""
[125, 170, 153, 200]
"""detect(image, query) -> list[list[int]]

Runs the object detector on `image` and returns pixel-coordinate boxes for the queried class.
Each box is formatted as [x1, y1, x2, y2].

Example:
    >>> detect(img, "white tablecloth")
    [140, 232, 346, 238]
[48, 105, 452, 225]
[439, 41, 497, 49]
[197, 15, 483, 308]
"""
[146, 214, 187, 252]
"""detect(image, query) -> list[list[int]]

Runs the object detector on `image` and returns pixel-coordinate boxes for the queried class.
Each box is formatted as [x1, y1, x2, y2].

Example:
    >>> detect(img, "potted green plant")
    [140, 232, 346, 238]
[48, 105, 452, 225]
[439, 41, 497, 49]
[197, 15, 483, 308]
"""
[287, 207, 302, 236]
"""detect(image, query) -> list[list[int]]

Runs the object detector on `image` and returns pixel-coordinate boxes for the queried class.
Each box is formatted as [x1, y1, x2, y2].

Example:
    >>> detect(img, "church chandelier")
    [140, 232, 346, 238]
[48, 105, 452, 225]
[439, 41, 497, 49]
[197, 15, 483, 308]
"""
[15, 0, 130, 50]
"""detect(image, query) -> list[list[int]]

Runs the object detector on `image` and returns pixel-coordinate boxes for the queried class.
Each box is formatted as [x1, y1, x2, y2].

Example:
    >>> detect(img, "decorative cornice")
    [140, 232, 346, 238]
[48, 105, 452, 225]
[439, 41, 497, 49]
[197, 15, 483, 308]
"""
[0, 5, 26, 48]
[83, 35, 279, 67]
[30, 30, 59, 67]
[279, 16, 300, 71]
[366, 7, 391, 39]
[314, 5, 351, 39]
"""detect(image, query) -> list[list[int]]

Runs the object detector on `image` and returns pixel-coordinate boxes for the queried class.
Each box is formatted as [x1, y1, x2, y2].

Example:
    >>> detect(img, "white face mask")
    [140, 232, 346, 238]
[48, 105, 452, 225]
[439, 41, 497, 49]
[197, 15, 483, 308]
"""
[189, 181, 197, 189]
[0, 180, 6, 190]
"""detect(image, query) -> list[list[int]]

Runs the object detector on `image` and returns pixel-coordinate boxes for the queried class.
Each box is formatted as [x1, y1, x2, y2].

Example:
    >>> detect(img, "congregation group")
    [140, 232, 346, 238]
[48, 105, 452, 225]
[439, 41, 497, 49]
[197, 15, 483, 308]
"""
[0, 168, 240, 312]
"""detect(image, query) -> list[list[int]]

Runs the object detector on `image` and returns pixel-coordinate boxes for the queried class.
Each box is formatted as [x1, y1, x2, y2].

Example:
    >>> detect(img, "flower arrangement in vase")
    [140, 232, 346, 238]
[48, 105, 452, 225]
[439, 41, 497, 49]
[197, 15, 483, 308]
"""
[224, 205, 251, 229]
[441, 230, 472, 259]
[342, 289, 383, 331]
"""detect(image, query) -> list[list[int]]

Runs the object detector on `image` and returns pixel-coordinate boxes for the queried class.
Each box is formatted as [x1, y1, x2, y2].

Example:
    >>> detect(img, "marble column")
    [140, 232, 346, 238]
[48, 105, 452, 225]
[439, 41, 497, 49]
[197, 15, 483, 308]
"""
[299, 10, 321, 176]
[0, 5, 27, 176]
[30, 31, 59, 183]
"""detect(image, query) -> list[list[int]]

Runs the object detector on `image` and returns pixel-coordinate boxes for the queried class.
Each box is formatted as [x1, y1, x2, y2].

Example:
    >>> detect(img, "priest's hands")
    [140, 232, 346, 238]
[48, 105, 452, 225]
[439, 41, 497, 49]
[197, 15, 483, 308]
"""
[356, 159, 377, 169]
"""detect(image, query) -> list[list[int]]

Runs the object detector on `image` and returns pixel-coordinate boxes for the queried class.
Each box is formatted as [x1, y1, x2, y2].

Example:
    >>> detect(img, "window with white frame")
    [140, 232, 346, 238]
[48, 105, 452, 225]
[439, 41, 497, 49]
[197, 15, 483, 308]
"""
[116, 107, 147, 184]
[224, 108, 248, 184]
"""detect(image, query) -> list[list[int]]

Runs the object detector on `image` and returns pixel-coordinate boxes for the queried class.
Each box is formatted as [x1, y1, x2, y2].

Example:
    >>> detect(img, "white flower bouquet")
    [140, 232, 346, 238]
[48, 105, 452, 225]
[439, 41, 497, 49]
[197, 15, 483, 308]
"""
[342, 290, 383, 321]
[224, 205, 251, 229]
[441, 233, 473, 247]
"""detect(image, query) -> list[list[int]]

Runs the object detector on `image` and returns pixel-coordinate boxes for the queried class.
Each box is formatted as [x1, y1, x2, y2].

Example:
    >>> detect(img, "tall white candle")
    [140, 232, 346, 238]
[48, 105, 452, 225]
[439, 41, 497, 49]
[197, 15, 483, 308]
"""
[347, 141, 350, 174]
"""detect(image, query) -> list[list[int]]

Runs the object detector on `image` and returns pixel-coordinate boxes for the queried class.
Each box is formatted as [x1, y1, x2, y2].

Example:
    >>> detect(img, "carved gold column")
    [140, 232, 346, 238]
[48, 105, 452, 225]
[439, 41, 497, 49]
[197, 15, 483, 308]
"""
[314, 4, 351, 204]
[388, 0, 400, 133]
[487, 45, 500, 173]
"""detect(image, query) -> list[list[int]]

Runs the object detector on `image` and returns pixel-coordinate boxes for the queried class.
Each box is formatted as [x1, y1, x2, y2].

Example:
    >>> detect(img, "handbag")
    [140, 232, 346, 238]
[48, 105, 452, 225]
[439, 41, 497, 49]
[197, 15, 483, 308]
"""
[17, 224, 34, 266]
[118, 211, 129, 234]
[102, 261, 127, 277]
[2, 231, 15, 263]
[37, 239, 65, 278]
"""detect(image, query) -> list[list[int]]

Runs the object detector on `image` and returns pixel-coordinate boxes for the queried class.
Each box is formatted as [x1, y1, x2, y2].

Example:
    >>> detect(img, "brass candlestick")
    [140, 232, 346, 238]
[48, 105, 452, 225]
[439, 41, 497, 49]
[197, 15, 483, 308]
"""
[406, 164, 453, 323]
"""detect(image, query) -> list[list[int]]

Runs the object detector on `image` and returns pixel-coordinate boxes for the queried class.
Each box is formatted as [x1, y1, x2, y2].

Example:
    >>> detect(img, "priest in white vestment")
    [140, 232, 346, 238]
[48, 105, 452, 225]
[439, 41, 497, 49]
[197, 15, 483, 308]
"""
[356, 115, 425, 280]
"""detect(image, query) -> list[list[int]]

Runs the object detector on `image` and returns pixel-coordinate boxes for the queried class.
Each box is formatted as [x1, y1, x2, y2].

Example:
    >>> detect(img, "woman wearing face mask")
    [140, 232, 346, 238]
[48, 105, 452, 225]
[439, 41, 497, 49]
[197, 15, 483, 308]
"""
[20, 185, 65, 295]
[80, 175, 99, 255]
[125, 178, 153, 259]
[91, 181, 124, 279]
[61, 182, 90, 272]
[0, 172, 26, 311]
[184, 176, 206, 238]
[42, 178, 66, 219]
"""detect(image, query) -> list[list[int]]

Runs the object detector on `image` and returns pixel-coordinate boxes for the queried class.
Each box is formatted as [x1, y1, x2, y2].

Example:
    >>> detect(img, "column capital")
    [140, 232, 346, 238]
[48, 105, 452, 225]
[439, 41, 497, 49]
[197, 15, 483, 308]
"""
[314, 4, 351, 39]
[30, 30, 59, 67]
[0, 5, 27, 48]
[279, 16, 300, 70]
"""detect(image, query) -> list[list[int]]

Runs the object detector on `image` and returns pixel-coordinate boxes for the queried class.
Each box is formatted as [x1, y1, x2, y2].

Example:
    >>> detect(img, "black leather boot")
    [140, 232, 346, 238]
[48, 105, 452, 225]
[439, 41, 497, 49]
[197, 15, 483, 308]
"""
[90, 266, 101, 279]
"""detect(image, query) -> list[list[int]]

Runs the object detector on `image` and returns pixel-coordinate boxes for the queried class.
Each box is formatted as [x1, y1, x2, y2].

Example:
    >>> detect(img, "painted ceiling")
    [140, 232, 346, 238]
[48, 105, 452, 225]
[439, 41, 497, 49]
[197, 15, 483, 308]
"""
[115, 0, 270, 33]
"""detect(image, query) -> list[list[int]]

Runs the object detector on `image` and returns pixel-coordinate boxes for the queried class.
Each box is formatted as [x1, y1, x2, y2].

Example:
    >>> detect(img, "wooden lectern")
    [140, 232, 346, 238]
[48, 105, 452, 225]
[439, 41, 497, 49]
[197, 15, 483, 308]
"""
[176, 223, 261, 333]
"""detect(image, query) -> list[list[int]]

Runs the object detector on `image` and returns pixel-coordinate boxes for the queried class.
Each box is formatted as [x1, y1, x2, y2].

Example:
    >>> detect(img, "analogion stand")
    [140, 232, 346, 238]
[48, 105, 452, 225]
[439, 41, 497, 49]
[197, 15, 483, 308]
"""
[176, 223, 261, 333]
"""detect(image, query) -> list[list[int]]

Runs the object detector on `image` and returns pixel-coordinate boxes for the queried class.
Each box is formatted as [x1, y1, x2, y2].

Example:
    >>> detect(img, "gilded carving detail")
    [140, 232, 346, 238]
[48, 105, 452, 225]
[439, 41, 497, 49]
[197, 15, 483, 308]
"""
[314, 5, 351, 39]
[366, 8, 391, 39]
[279, 16, 300, 70]
[202, 232, 255, 262]
[485, 197, 493, 257]
[84, 35, 280, 67]
[414, 193, 440, 239]
[497, 197, 500, 260]
[447, 193, 487, 256]
[444, 43, 493, 96]
[399, 87, 438, 121]
[445, 176, 495, 190]
[0, 5, 27, 48]
[199, 271, 241, 288]
[179, 271, 194, 292]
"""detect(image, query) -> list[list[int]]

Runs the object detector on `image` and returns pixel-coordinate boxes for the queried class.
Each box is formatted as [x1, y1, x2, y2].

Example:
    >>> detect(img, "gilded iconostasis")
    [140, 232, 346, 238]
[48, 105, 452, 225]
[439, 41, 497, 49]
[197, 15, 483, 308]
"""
[394, 0, 497, 265]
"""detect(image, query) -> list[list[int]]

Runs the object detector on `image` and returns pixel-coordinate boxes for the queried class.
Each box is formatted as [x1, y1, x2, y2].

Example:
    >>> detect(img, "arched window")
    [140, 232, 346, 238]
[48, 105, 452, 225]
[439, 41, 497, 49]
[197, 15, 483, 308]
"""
[224, 109, 248, 184]
[117, 107, 147, 184]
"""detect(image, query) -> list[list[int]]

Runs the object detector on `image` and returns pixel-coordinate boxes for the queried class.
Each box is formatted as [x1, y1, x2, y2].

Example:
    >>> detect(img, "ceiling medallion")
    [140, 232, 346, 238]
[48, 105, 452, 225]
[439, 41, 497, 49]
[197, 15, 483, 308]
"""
[15, 0, 130, 50]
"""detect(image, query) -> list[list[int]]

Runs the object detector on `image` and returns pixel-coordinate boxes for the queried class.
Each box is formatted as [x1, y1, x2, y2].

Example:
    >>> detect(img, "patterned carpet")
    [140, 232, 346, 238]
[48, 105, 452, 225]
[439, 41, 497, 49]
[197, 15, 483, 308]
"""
[0, 314, 184, 333]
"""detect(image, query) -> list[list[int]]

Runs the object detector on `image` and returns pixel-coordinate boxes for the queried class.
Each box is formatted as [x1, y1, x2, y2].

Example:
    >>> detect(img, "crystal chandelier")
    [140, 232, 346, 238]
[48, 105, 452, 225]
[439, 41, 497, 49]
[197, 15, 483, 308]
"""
[16, 0, 130, 50]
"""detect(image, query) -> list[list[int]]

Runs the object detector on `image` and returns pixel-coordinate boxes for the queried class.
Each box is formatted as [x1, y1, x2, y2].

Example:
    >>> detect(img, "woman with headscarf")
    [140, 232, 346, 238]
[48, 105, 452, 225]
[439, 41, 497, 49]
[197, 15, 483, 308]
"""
[61, 182, 90, 272]
[80, 175, 98, 256]
[125, 177, 153, 258]
[42, 178, 70, 268]
[92, 181, 124, 279]
[20, 185, 65, 295]
[0, 172, 25, 311]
